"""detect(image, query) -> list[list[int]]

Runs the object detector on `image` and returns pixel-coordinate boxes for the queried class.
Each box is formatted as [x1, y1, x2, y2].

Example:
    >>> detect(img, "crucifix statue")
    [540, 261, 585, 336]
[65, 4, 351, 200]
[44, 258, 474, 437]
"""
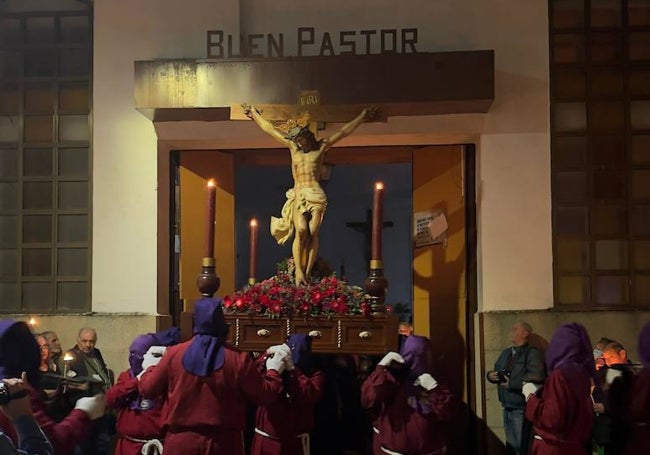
[345, 208, 394, 270]
[242, 104, 377, 285]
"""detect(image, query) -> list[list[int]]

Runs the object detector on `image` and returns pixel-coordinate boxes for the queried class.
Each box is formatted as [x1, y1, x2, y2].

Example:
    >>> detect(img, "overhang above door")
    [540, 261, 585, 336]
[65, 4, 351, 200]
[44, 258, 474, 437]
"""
[134, 51, 494, 123]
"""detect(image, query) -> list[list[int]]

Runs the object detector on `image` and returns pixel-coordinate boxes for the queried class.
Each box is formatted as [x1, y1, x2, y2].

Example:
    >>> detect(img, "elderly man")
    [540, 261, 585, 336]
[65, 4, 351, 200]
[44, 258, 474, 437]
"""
[64, 327, 111, 455]
[486, 321, 546, 455]
[65, 328, 111, 393]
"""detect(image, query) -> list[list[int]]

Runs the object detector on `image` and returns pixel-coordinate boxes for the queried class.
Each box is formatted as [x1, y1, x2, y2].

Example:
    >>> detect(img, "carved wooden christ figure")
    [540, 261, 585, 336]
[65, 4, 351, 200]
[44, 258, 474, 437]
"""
[243, 104, 376, 285]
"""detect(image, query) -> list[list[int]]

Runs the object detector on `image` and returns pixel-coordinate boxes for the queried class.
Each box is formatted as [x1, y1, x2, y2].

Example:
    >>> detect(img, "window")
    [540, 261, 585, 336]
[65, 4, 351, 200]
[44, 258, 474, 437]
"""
[0, 10, 91, 313]
[551, 0, 650, 308]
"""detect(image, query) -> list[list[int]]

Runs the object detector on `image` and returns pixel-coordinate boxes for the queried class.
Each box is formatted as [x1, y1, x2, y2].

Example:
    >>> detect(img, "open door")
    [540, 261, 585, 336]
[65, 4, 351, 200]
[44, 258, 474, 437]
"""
[178, 151, 235, 339]
[413, 145, 468, 453]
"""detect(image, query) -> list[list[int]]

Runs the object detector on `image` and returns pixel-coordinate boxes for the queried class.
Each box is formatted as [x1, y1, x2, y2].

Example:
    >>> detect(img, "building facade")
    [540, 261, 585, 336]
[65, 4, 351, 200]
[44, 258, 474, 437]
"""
[2, 0, 650, 451]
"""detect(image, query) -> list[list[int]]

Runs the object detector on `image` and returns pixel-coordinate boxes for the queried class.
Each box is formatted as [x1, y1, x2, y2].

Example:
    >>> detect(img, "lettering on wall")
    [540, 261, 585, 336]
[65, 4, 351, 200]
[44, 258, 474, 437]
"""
[206, 27, 418, 59]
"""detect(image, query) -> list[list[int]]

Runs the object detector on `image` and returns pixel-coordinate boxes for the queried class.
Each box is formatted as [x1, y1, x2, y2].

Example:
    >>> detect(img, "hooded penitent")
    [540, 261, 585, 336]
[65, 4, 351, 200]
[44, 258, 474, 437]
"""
[286, 333, 314, 375]
[545, 323, 593, 375]
[545, 323, 596, 396]
[0, 319, 41, 389]
[128, 326, 180, 410]
[181, 297, 229, 376]
[129, 327, 180, 376]
[399, 335, 434, 414]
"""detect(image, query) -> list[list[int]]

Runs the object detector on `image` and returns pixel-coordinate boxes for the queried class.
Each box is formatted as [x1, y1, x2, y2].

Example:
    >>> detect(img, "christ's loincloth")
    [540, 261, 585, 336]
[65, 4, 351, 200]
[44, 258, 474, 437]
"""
[270, 187, 327, 245]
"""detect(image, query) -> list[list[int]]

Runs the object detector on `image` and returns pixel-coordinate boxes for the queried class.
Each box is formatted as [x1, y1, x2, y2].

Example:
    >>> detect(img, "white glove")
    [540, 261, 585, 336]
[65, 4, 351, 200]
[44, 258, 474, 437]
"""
[266, 352, 287, 374]
[74, 394, 106, 420]
[266, 344, 290, 357]
[141, 346, 166, 371]
[522, 382, 541, 401]
[605, 368, 623, 385]
[414, 373, 438, 391]
[378, 352, 404, 367]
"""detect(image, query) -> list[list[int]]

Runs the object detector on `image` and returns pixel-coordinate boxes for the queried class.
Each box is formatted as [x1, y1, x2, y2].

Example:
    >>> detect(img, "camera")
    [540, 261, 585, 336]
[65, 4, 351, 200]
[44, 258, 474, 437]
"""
[0, 382, 28, 405]
[495, 368, 511, 384]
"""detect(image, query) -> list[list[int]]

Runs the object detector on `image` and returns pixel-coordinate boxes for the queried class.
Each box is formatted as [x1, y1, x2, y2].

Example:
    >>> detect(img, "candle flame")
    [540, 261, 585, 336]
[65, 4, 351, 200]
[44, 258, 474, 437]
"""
[28, 317, 36, 326]
[63, 353, 74, 362]
[207, 179, 216, 188]
[250, 218, 258, 227]
[375, 182, 384, 190]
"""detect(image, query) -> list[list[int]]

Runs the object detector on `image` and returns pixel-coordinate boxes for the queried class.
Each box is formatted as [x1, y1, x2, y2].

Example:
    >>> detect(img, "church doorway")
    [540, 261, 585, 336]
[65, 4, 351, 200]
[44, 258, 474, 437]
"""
[168, 143, 475, 408]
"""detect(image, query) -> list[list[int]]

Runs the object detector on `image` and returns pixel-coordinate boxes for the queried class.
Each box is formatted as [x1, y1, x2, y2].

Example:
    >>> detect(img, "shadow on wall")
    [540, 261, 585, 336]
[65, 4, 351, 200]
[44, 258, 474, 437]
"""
[413, 198, 468, 454]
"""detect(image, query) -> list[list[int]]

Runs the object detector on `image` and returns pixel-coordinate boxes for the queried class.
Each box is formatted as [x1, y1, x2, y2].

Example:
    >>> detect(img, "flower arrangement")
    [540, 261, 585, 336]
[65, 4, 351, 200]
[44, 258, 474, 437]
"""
[223, 258, 377, 318]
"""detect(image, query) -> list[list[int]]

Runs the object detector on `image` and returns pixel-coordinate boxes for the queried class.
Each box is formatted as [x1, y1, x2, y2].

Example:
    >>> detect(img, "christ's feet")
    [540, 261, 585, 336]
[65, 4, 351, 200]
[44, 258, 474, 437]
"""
[295, 270, 307, 286]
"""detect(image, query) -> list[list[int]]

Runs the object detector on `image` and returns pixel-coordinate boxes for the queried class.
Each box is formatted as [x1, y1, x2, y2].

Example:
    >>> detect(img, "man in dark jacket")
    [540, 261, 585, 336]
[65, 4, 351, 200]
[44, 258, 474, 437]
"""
[487, 321, 546, 455]
[62, 327, 111, 455]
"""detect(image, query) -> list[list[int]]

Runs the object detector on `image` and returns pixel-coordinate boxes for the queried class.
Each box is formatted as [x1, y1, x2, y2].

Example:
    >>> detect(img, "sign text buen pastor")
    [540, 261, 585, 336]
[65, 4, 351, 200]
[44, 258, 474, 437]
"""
[206, 27, 419, 59]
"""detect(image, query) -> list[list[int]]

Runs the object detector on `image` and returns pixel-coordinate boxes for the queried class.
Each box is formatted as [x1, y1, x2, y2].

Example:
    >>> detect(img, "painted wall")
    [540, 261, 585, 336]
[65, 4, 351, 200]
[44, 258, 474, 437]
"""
[93, 0, 550, 314]
[92, 0, 240, 312]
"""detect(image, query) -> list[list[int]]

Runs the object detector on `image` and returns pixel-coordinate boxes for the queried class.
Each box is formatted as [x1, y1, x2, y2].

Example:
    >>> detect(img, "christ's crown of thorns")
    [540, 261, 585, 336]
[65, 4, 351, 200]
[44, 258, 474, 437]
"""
[273, 111, 312, 138]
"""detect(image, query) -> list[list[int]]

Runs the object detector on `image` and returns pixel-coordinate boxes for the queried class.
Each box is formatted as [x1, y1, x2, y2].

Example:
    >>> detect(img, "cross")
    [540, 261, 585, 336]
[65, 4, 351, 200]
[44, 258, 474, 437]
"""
[345, 208, 394, 267]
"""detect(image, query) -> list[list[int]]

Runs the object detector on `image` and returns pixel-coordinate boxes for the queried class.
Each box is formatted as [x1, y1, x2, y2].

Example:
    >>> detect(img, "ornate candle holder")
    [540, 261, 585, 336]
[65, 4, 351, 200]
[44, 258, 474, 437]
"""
[197, 257, 220, 297]
[364, 259, 388, 313]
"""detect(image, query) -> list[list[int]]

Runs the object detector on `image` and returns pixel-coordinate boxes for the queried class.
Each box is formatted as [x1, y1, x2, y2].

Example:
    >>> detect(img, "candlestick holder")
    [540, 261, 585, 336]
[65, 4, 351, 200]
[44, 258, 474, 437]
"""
[197, 257, 221, 297]
[364, 259, 388, 313]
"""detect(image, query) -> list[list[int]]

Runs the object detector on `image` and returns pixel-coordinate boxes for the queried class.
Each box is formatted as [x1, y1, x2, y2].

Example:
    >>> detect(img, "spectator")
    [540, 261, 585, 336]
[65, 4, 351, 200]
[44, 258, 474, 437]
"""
[486, 321, 546, 454]
[40, 332, 62, 369]
[0, 373, 53, 455]
[607, 322, 650, 454]
[602, 342, 631, 368]
[63, 327, 111, 455]
[593, 337, 613, 371]
[0, 319, 102, 455]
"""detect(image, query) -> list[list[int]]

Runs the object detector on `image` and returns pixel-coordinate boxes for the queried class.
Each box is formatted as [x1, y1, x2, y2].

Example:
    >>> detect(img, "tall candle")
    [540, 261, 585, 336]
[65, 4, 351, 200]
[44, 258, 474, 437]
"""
[249, 218, 258, 282]
[371, 182, 384, 262]
[204, 179, 216, 258]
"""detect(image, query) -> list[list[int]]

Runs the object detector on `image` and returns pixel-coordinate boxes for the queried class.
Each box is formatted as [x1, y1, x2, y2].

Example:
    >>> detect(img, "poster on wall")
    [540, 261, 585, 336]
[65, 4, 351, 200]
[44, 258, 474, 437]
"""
[414, 211, 448, 248]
